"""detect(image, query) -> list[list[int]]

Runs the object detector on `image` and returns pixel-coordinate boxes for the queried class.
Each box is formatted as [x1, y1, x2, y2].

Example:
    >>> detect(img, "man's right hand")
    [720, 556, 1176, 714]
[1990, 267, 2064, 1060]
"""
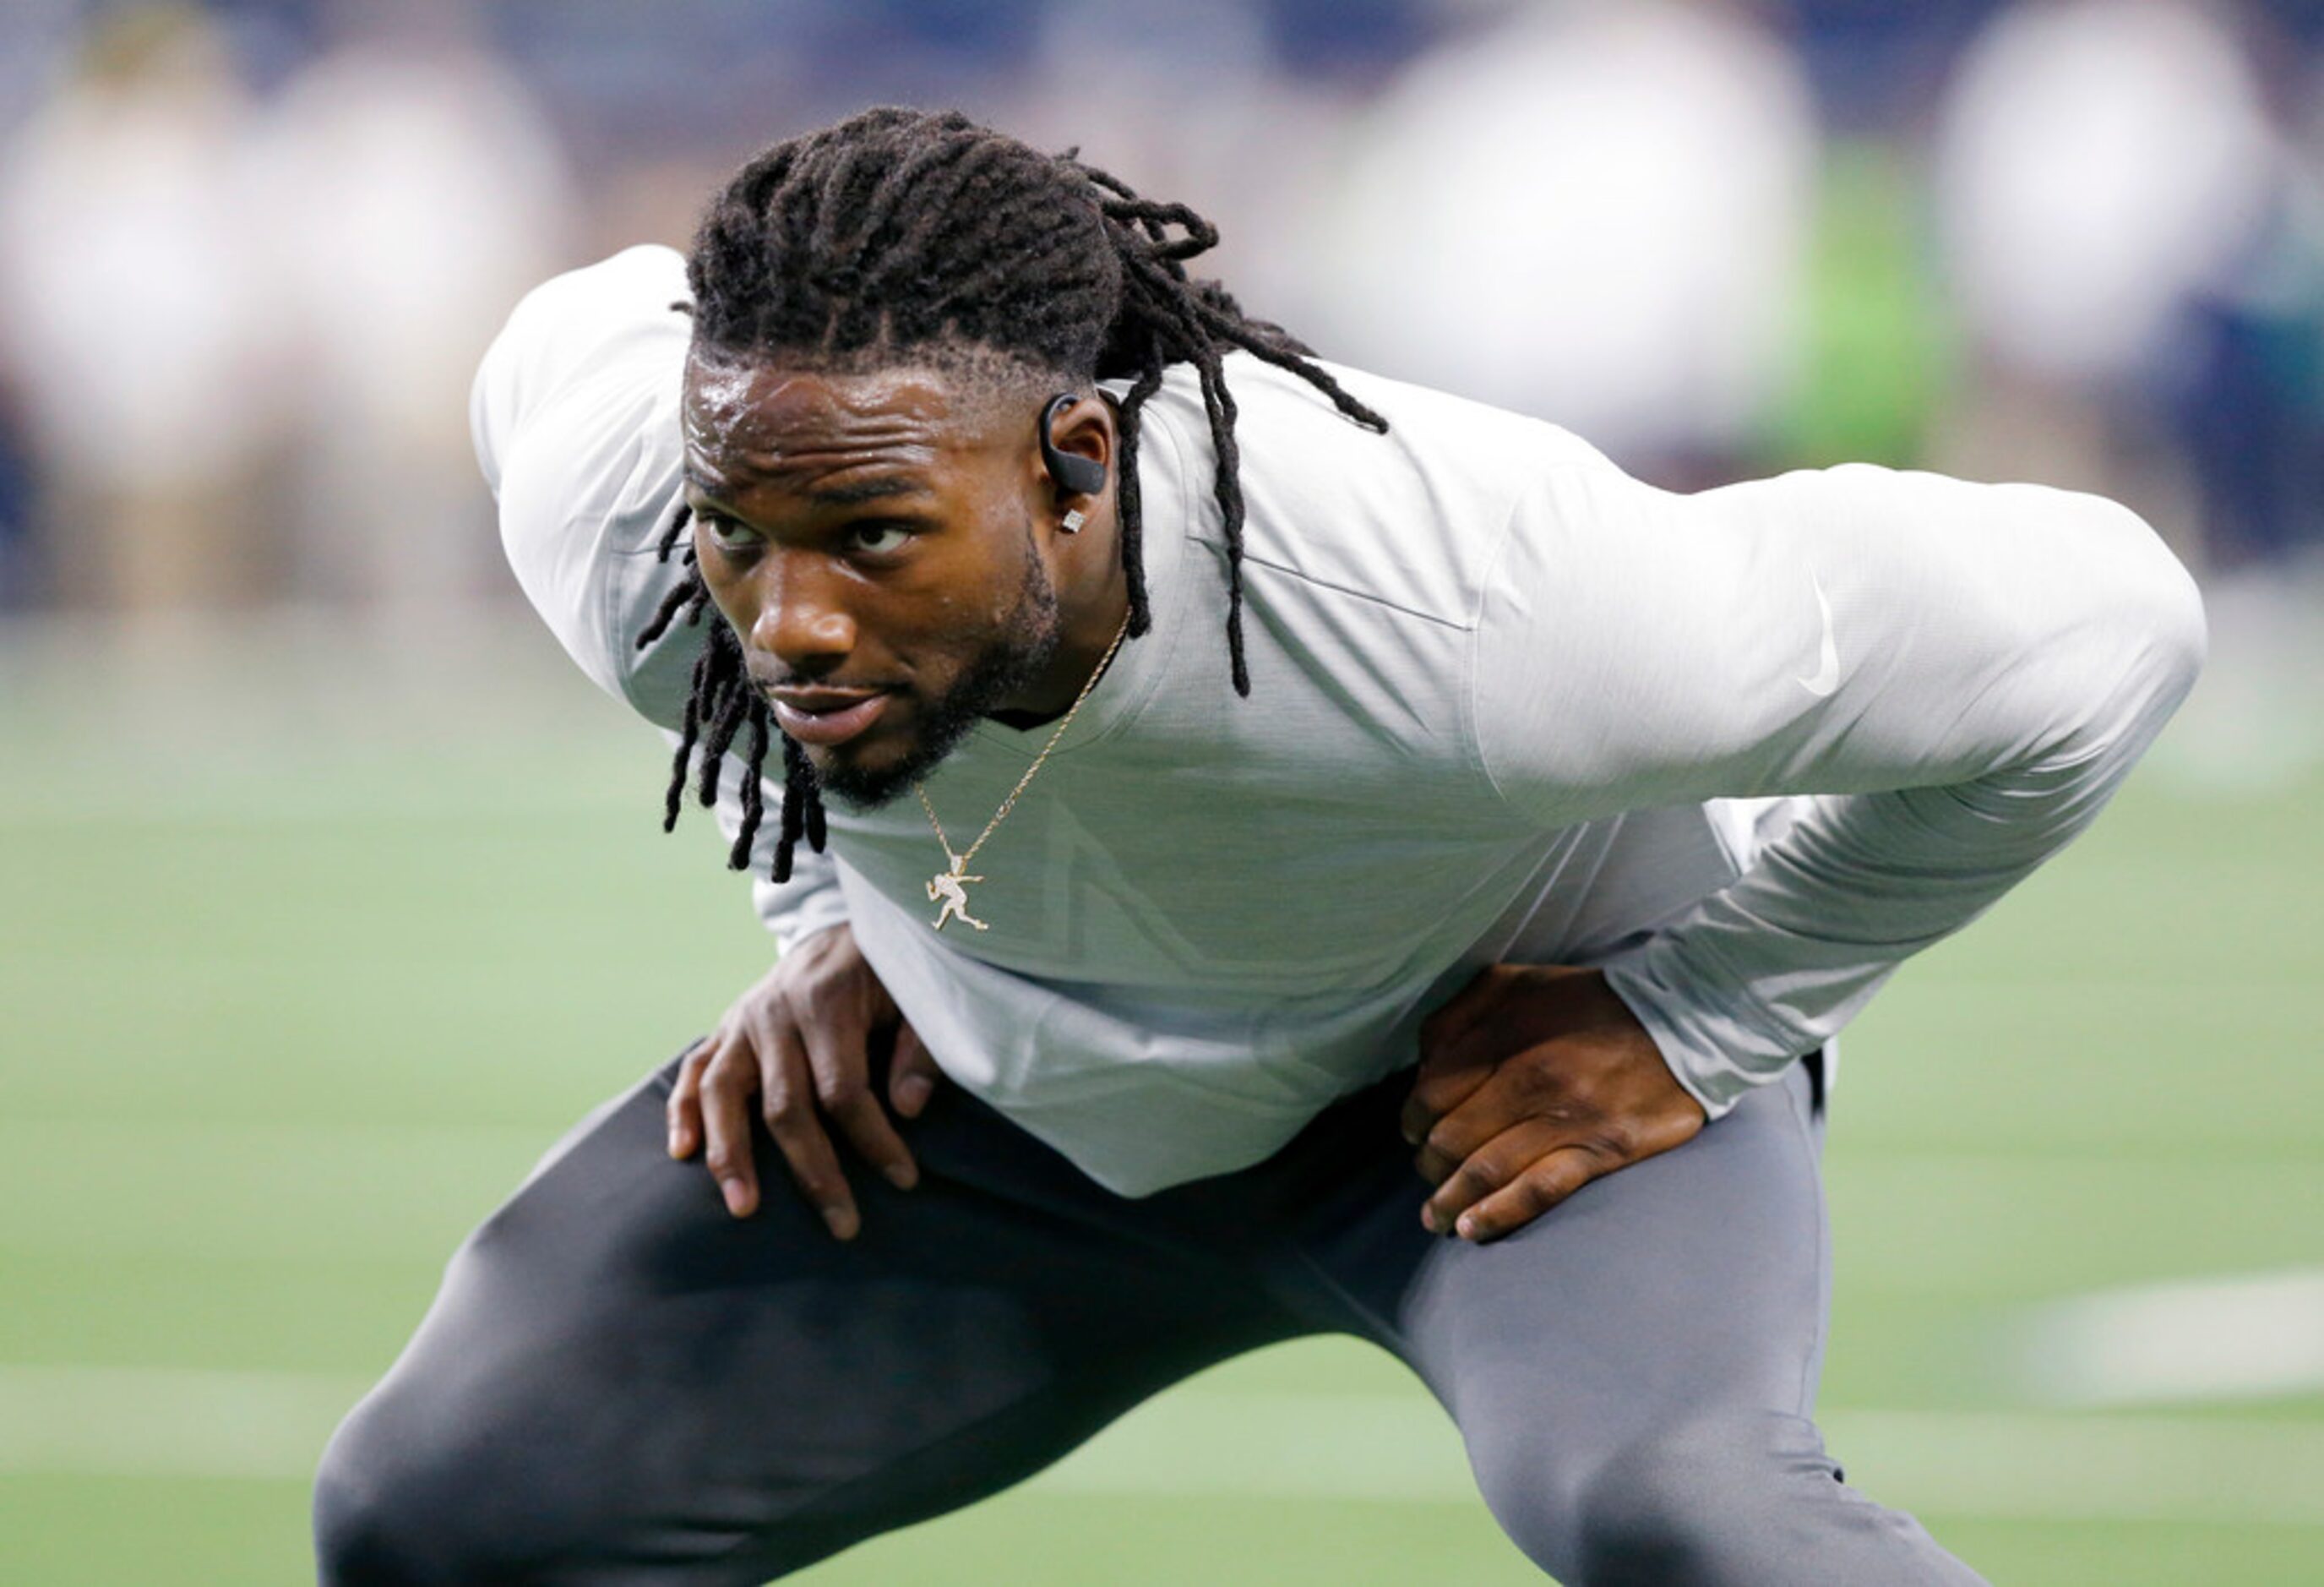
[666, 924, 939, 1238]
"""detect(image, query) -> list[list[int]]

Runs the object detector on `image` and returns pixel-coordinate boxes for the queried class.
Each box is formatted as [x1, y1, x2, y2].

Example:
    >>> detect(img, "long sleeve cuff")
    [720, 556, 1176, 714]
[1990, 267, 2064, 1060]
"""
[1603, 684, 2200, 1117]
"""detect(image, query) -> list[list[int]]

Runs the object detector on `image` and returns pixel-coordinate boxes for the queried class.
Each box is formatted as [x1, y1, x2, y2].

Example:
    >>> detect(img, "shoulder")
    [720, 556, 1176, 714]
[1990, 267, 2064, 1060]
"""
[476, 245, 700, 726]
[472, 244, 691, 494]
[1137, 353, 1611, 628]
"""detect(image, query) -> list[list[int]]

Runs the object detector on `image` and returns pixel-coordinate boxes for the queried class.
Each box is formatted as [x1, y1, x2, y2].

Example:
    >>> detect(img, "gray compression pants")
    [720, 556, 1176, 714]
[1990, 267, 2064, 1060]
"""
[313, 1049, 1982, 1585]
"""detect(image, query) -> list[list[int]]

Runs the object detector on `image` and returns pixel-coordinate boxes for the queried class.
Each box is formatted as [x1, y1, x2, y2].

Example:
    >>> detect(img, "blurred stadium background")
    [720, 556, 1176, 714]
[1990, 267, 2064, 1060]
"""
[1, 1, 2320, 1582]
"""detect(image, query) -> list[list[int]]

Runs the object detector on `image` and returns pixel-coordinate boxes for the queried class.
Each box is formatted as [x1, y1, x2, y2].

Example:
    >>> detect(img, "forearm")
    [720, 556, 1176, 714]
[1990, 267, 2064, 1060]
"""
[1479, 458, 2206, 1112]
[1605, 755, 2152, 1112]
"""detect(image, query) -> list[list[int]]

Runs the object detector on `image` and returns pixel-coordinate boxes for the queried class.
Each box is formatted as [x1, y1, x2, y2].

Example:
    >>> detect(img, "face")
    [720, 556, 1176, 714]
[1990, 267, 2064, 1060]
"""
[681, 353, 1064, 810]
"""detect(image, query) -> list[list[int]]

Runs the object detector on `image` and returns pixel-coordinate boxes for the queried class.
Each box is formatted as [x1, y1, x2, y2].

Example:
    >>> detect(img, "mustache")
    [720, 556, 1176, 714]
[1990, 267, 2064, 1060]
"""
[746, 668, 902, 695]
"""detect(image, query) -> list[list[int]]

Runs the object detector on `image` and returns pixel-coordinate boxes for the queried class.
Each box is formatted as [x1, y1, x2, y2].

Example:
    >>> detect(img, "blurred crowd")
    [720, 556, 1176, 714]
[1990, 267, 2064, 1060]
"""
[4, 0, 2324, 621]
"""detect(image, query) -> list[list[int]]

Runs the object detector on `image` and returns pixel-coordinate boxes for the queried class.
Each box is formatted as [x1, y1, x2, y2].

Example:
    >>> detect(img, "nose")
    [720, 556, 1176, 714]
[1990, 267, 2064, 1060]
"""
[749, 552, 858, 676]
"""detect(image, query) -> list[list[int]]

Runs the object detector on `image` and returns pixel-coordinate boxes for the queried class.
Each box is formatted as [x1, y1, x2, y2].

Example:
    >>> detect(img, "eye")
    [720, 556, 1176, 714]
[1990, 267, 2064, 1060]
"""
[845, 521, 916, 557]
[694, 507, 760, 552]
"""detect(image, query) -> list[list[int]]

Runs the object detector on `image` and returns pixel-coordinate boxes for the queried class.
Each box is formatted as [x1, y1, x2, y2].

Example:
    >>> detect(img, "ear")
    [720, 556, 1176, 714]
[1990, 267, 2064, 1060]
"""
[1037, 394, 1113, 504]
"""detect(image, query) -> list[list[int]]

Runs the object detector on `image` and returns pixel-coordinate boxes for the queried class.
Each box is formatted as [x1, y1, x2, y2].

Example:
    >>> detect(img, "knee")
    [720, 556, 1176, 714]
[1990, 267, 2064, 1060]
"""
[1476, 1415, 1827, 1585]
[313, 1387, 516, 1586]
[1568, 1419, 1768, 1584]
[313, 1394, 423, 1585]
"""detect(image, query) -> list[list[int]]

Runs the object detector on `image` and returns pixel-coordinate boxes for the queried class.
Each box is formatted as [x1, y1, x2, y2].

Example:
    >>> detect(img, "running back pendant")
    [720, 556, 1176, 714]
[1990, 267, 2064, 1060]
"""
[912, 609, 1132, 935]
[925, 856, 988, 932]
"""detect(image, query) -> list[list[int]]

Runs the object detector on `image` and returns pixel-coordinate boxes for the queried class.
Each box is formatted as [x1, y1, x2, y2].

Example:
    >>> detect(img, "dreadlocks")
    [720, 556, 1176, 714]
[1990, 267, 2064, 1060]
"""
[645, 106, 1387, 883]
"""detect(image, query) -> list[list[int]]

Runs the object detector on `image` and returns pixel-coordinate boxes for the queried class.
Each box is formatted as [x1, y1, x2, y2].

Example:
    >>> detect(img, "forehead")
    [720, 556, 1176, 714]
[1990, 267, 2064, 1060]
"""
[681, 354, 1009, 490]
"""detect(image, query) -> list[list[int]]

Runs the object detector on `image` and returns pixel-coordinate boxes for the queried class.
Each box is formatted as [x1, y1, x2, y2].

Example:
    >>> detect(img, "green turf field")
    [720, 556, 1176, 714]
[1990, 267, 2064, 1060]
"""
[2, 614, 2319, 1584]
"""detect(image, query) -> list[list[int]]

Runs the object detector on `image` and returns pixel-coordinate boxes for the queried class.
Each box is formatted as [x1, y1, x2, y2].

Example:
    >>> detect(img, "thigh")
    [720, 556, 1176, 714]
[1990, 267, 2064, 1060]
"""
[1403, 1065, 1831, 1436]
[317, 1050, 1294, 1585]
[1288, 1067, 1976, 1584]
[1283, 1064, 1827, 1425]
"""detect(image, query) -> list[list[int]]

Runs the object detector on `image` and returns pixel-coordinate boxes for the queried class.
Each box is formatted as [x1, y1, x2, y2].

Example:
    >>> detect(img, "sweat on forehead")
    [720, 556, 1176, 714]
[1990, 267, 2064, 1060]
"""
[678, 353, 1066, 500]
[684, 336, 1070, 425]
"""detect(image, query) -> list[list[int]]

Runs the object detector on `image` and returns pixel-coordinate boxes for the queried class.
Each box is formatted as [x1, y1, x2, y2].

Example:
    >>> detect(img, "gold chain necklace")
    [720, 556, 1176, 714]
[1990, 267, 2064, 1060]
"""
[915, 610, 1132, 932]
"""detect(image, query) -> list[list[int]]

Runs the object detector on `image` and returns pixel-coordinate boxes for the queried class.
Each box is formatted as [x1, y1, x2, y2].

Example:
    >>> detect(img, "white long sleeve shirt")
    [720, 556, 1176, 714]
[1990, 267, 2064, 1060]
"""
[476, 246, 2205, 1195]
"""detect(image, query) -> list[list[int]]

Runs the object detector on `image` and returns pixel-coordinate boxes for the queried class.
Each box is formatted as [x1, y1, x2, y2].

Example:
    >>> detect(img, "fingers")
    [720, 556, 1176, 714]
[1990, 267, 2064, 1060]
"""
[753, 1012, 861, 1240]
[798, 1007, 917, 1198]
[678, 931, 932, 1240]
[1418, 1078, 1699, 1242]
[1411, 1057, 1534, 1184]
[1420, 1114, 1571, 1227]
[888, 1020, 939, 1119]
[1401, 967, 1514, 1146]
[1399, 1058, 1494, 1153]
[1400, 1027, 1500, 1149]
[1406, 963, 1706, 1243]
[694, 1028, 767, 1219]
[1434, 1143, 1607, 1242]
[667, 1039, 710, 1160]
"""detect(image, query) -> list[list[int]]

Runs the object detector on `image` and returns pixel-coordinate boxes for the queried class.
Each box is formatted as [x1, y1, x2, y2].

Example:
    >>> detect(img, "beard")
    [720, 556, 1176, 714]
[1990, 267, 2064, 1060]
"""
[804, 544, 1063, 811]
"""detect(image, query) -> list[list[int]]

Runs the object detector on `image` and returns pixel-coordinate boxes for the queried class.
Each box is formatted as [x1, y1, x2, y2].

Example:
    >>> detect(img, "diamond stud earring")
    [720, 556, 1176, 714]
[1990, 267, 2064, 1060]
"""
[1060, 508, 1087, 534]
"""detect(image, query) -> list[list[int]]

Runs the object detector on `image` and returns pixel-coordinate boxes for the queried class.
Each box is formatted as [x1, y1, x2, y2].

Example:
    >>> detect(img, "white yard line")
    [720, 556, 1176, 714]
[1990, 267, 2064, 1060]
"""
[6, 1364, 2323, 1526]
[2014, 1267, 2324, 1406]
[1821, 1409, 2324, 1527]
[0, 1365, 374, 1481]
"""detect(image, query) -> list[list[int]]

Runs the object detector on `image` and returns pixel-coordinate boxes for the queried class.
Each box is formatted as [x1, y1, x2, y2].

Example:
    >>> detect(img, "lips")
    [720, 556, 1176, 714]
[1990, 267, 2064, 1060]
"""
[768, 689, 892, 747]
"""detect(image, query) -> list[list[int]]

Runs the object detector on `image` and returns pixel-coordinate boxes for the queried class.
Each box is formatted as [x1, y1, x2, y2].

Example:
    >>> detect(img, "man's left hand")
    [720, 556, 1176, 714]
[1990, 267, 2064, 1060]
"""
[1401, 964, 1706, 1243]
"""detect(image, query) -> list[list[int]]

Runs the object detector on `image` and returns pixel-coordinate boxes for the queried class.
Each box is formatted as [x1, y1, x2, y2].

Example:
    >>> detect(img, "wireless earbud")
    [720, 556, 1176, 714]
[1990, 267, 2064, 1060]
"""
[1038, 394, 1108, 499]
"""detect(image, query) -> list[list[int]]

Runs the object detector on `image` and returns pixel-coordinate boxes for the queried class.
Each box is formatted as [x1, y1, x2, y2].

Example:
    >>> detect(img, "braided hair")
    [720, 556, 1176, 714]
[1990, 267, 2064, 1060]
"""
[646, 107, 1386, 883]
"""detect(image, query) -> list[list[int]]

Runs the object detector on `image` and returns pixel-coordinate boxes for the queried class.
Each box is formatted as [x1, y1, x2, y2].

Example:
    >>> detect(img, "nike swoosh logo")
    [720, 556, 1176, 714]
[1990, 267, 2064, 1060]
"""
[1797, 574, 1839, 699]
